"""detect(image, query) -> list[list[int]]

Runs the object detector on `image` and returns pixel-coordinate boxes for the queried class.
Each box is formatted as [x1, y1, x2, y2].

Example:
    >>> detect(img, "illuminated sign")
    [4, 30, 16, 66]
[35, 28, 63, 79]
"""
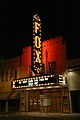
[28, 79, 33, 86]
[32, 14, 42, 74]
[34, 79, 38, 85]
[12, 74, 57, 88]
[12, 74, 65, 89]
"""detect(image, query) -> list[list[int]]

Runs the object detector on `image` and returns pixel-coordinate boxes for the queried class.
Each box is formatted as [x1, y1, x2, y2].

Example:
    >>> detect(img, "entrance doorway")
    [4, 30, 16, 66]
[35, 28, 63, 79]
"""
[29, 97, 40, 111]
[71, 91, 80, 113]
[52, 97, 62, 112]
[28, 90, 41, 112]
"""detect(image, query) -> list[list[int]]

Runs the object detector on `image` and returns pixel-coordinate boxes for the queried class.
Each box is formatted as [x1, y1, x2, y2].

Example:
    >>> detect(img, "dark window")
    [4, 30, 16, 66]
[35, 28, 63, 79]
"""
[48, 61, 57, 74]
[2, 70, 4, 82]
[10, 69, 12, 80]
[6, 70, 8, 81]
[15, 69, 17, 79]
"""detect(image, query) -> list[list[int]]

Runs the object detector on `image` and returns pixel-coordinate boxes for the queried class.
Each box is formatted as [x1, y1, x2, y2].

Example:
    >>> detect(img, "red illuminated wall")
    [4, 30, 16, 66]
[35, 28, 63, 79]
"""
[22, 46, 31, 66]
[42, 36, 67, 74]
[21, 36, 67, 76]
[21, 46, 31, 77]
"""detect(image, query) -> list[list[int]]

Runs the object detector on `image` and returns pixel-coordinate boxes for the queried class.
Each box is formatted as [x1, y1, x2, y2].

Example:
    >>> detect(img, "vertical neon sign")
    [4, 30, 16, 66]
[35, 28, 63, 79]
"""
[32, 14, 42, 74]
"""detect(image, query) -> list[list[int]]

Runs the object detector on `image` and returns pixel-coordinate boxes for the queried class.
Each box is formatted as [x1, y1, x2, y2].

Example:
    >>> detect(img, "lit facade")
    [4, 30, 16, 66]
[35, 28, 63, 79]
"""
[0, 36, 70, 113]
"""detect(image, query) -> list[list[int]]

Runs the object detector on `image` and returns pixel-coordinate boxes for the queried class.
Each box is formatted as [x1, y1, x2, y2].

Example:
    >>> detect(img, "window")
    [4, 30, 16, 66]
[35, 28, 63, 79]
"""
[10, 69, 13, 80]
[6, 70, 8, 81]
[15, 69, 17, 79]
[2, 70, 4, 82]
[48, 61, 57, 74]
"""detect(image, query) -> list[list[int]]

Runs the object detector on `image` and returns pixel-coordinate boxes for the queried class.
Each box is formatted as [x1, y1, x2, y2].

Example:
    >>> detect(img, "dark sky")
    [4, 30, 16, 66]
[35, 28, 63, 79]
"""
[0, 0, 80, 59]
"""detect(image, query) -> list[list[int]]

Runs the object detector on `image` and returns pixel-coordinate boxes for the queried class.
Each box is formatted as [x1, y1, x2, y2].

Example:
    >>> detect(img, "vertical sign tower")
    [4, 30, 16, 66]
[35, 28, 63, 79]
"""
[32, 14, 42, 74]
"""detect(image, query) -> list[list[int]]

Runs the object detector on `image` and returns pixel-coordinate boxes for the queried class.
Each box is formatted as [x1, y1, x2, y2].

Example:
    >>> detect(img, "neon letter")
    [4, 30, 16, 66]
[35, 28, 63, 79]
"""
[35, 22, 40, 33]
[35, 50, 41, 63]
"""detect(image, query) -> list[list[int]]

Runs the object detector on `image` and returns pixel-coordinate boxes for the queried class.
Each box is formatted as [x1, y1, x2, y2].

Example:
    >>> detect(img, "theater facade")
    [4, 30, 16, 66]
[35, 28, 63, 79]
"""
[0, 14, 71, 113]
[0, 35, 71, 113]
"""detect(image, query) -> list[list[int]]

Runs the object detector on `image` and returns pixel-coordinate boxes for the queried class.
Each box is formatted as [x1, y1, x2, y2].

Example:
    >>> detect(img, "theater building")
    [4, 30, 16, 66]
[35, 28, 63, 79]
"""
[0, 13, 80, 113]
[0, 35, 71, 113]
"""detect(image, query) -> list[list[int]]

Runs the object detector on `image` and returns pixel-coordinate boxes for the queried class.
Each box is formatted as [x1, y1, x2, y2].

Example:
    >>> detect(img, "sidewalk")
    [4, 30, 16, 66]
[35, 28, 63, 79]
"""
[18, 112, 80, 117]
[0, 112, 80, 118]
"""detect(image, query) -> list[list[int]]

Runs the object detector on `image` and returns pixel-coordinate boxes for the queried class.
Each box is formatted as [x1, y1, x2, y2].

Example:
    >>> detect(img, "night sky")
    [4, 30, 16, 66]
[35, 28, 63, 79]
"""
[0, 0, 80, 59]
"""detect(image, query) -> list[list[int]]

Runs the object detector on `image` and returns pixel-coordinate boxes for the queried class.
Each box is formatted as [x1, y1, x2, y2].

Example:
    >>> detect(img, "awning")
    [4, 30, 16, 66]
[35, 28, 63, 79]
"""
[8, 91, 20, 99]
[0, 92, 10, 100]
[0, 91, 20, 100]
